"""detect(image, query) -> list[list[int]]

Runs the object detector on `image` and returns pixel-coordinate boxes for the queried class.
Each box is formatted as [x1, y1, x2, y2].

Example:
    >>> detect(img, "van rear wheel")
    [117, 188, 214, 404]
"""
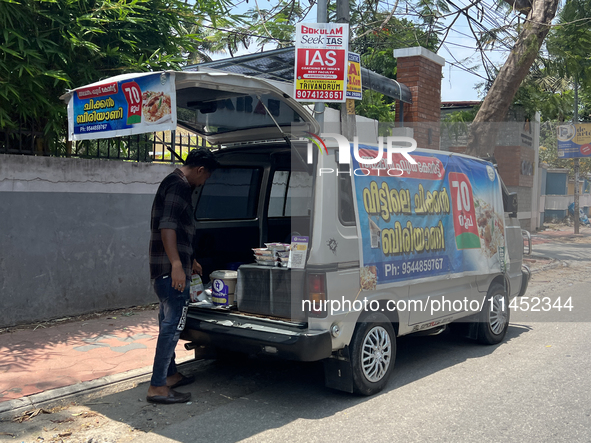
[350, 313, 396, 395]
[477, 283, 510, 345]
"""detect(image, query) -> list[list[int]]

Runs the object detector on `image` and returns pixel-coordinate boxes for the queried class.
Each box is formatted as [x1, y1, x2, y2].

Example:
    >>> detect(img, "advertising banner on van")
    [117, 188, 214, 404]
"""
[67, 72, 176, 141]
[557, 123, 591, 158]
[351, 146, 507, 290]
[294, 23, 348, 103]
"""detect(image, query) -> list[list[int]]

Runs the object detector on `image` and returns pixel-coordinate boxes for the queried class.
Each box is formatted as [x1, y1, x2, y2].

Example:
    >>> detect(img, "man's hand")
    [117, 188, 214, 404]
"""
[171, 262, 186, 292]
[161, 229, 186, 292]
[192, 260, 203, 276]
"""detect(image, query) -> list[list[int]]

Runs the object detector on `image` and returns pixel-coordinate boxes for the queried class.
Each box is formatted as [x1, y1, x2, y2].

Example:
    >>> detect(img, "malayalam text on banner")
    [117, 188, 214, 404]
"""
[351, 145, 508, 290]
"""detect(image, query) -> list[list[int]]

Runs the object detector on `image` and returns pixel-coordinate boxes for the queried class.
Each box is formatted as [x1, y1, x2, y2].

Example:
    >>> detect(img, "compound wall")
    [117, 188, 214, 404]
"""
[0, 154, 178, 327]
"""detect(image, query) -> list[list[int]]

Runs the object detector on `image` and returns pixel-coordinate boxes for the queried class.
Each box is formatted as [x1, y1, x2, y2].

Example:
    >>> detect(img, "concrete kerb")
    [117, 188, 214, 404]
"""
[0, 356, 205, 421]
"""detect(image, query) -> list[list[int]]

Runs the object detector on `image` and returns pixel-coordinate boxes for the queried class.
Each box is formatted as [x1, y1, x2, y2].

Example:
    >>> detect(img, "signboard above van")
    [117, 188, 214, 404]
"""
[61, 71, 319, 144]
[294, 23, 349, 103]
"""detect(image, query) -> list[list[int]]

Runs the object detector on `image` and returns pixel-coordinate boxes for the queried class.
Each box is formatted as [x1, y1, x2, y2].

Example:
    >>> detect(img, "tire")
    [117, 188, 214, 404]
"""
[477, 283, 510, 345]
[350, 312, 396, 395]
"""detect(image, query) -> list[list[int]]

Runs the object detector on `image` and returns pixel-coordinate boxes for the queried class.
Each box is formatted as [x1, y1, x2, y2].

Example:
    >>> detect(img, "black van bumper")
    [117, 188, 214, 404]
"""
[180, 309, 332, 362]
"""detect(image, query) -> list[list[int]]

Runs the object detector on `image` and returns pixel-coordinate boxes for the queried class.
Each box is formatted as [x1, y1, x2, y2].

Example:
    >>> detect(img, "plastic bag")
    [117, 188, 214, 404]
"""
[568, 202, 591, 226]
[190, 273, 205, 302]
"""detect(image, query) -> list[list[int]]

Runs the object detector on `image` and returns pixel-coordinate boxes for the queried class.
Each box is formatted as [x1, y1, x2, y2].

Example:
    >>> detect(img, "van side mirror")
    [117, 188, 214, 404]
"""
[505, 192, 518, 217]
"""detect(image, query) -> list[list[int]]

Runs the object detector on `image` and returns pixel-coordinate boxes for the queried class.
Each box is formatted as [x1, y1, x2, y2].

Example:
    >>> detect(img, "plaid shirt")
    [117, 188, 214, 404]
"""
[149, 169, 195, 281]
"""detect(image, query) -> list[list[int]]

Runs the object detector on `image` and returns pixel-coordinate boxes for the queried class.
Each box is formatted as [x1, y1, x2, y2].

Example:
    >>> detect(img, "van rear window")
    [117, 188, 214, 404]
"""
[195, 168, 261, 220]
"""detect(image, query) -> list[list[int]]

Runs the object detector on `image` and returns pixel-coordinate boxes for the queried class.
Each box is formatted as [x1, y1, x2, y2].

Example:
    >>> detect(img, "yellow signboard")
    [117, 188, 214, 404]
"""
[346, 52, 362, 100]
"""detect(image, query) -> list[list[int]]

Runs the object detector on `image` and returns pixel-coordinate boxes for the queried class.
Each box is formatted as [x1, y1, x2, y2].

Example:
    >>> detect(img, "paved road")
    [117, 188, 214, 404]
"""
[121, 287, 589, 443]
[530, 228, 591, 262]
[132, 277, 591, 442]
[532, 241, 591, 261]
[3, 263, 590, 443]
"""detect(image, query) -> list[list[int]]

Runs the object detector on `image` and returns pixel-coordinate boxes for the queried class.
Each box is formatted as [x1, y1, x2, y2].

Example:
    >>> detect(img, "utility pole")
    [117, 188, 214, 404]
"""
[574, 75, 579, 234]
[337, 0, 356, 141]
[314, 0, 327, 133]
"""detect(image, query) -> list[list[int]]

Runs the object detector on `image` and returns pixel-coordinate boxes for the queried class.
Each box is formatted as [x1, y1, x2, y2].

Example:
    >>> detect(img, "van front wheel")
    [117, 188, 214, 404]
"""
[350, 313, 396, 395]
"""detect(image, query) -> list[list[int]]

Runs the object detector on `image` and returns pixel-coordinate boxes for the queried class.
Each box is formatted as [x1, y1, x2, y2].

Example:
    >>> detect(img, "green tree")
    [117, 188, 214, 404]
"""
[520, 0, 591, 175]
[348, 8, 439, 126]
[465, 0, 560, 157]
[354, 90, 397, 135]
[441, 108, 479, 143]
[351, 15, 439, 79]
[546, 0, 591, 91]
[218, 0, 311, 53]
[546, 0, 591, 124]
[0, 0, 234, 148]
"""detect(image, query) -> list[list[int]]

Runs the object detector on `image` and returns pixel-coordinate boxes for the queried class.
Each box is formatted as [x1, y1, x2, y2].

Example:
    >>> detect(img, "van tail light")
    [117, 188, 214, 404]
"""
[308, 273, 327, 318]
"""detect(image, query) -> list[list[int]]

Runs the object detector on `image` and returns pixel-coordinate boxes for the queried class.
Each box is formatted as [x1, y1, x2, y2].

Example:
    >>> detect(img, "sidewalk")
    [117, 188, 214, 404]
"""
[527, 224, 591, 263]
[1, 225, 589, 418]
[530, 224, 591, 245]
[0, 306, 194, 415]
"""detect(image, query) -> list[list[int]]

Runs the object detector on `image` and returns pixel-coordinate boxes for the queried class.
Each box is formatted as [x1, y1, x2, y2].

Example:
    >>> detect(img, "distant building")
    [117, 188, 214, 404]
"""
[439, 102, 540, 231]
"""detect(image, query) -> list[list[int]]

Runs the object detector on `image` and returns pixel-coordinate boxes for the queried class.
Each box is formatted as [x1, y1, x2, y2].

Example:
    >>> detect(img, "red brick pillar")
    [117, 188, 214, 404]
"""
[494, 146, 535, 187]
[393, 47, 445, 150]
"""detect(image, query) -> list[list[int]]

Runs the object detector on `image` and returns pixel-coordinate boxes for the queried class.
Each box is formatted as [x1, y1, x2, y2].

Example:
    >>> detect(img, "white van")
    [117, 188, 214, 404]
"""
[165, 70, 531, 395]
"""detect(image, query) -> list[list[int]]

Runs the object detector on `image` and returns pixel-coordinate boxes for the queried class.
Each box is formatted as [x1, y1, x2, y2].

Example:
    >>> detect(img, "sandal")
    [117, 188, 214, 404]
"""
[146, 389, 191, 404]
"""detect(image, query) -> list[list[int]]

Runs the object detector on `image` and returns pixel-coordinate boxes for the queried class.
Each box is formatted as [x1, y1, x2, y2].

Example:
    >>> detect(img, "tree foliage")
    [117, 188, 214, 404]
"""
[511, 0, 591, 124]
[530, 0, 591, 175]
[465, 0, 560, 156]
[354, 89, 397, 134]
[546, 0, 591, 89]
[351, 14, 439, 79]
[512, 67, 574, 122]
[0, 0, 234, 141]
[441, 107, 479, 142]
[209, 0, 312, 54]
[349, 8, 439, 124]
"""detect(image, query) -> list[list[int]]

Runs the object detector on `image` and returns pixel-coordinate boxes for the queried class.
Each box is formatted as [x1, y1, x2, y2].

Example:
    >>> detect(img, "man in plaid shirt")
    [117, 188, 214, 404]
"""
[147, 148, 219, 404]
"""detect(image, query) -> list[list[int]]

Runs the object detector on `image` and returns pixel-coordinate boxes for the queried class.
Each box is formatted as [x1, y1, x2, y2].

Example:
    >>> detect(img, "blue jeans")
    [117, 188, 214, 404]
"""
[151, 275, 190, 387]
